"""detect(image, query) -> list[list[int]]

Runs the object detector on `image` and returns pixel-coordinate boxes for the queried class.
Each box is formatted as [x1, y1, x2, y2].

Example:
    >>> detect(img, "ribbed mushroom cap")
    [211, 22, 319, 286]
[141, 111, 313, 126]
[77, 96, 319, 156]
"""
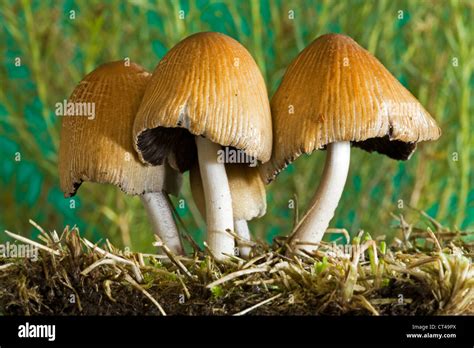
[190, 163, 266, 221]
[133, 31, 272, 173]
[262, 33, 441, 183]
[59, 60, 181, 197]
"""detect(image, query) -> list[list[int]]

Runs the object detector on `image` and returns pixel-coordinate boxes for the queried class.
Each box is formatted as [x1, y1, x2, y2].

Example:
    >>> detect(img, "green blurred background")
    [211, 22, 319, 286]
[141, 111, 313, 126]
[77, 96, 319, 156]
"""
[0, 0, 472, 252]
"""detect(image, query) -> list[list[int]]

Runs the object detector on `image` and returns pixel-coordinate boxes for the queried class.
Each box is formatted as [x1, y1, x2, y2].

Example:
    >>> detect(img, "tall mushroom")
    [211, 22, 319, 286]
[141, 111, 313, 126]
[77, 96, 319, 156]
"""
[190, 163, 266, 258]
[59, 61, 184, 255]
[262, 33, 441, 252]
[133, 32, 272, 260]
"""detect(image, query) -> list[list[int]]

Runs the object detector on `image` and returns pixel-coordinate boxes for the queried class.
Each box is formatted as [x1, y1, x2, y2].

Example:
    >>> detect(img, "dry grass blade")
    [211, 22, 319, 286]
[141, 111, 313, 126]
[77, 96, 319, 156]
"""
[103, 280, 116, 302]
[407, 256, 438, 269]
[177, 274, 191, 299]
[242, 253, 268, 269]
[206, 266, 270, 289]
[4, 230, 61, 256]
[354, 295, 379, 316]
[426, 228, 442, 251]
[226, 229, 257, 247]
[29, 219, 52, 243]
[83, 238, 143, 283]
[326, 228, 351, 243]
[81, 258, 117, 276]
[154, 236, 194, 280]
[0, 263, 14, 271]
[233, 294, 282, 316]
[123, 274, 166, 316]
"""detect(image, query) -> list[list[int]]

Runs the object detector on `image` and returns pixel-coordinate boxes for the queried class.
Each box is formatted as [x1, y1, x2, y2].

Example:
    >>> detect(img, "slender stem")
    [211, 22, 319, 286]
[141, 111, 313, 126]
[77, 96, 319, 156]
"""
[291, 141, 351, 252]
[235, 219, 251, 258]
[195, 136, 235, 260]
[140, 192, 184, 255]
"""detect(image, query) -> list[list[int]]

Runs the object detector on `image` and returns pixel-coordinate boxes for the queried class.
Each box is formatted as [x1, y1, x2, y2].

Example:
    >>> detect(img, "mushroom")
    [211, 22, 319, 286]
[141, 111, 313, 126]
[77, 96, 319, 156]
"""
[58, 61, 184, 255]
[190, 163, 266, 258]
[133, 32, 272, 260]
[262, 33, 441, 252]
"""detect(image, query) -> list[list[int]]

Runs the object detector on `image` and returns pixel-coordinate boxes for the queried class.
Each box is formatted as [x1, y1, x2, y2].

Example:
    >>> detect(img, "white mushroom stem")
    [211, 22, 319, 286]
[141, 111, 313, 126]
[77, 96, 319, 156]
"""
[195, 136, 235, 260]
[292, 141, 351, 252]
[141, 192, 184, 255]
[234, 219, 251, 258]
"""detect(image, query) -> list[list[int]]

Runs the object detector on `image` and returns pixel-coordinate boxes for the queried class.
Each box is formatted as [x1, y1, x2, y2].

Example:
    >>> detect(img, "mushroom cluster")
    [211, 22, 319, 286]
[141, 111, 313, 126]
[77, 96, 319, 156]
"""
[58, 32, 440, 261]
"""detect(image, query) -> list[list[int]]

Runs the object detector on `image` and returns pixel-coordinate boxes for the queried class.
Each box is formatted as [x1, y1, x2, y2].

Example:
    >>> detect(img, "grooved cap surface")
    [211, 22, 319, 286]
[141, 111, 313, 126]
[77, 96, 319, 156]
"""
[59, 61, 181, 197]
[190, 163, 266, 221]
[262, 33, 441, 183]
[133, 32, 272, 166]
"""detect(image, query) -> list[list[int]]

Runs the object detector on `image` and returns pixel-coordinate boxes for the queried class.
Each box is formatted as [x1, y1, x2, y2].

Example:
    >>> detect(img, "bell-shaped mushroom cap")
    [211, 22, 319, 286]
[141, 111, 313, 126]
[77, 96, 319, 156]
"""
[262, 33, 441, 183]
[190, 163, 266, 221]
[133, 32, 272, 172]
[59, 60, 182, 197]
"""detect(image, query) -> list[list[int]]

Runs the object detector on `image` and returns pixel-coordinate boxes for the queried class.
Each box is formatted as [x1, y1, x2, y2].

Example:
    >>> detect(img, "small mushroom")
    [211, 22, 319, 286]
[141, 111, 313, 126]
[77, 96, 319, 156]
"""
[133, 32, 272, 260]
[262, 33, 441, 252]
[190, 163, 266, 258]
[58, 61, 184, 254]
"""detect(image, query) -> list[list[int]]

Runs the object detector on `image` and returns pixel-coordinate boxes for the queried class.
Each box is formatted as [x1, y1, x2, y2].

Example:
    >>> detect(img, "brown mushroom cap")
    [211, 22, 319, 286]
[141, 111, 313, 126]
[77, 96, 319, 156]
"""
[133, 31, 272, 172]
[262, 33, 441, 183]
[59, 60, 181, 197]
[190, 163, 266, 221]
